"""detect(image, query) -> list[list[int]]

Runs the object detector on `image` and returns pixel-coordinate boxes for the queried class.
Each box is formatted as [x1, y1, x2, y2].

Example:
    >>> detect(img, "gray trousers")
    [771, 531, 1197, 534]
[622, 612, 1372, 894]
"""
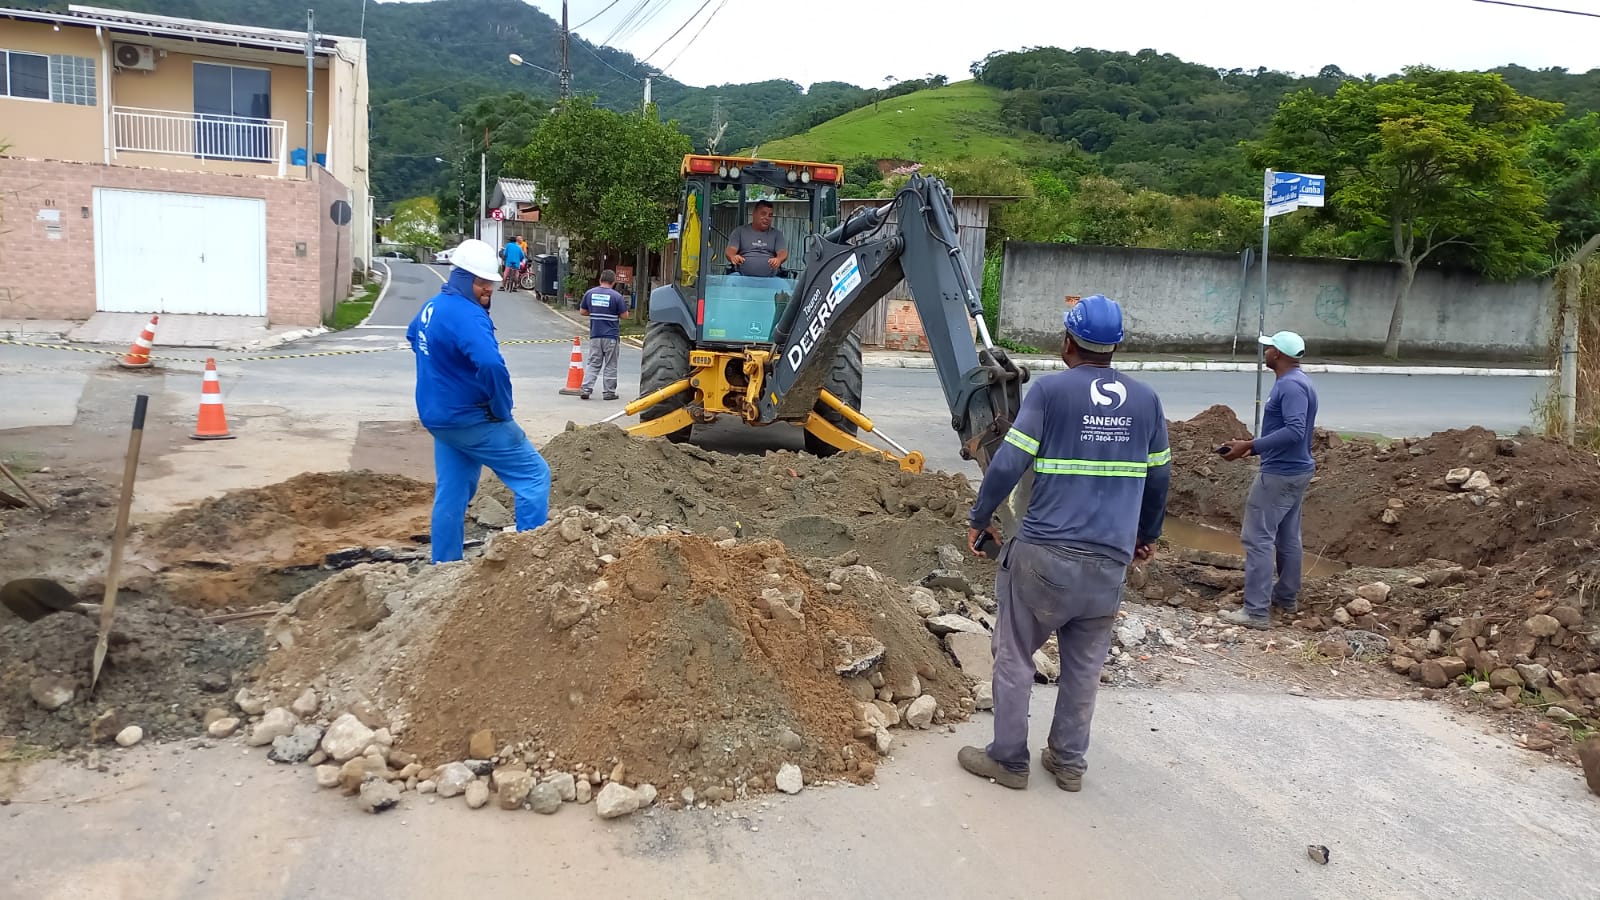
[1241, 470, 1313, 617]
[988, 538, 1127, 774]
[582, 336, 619, 394]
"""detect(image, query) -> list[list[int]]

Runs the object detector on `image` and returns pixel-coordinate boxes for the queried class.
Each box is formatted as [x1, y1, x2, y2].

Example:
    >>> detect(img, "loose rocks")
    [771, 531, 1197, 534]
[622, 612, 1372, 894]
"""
[115, 725, 144, 748]
[436, 762, 475, 799]
[207, 717, 240, 739]
[247, 708, 299, 747]
[29, 675, 75, 711]
[358, 779, 401, 814]
[529, 782, 563, 814]
[776, 763, 804, 795]
[269, 725, 325, 764]
[465, 780, 490, 809]
[320, 713, 376, 762]
[290, 688, 320, 719]
[315, 765, 342, 788]
[905, 695, 937, 729]
[596, 782, 642, 819]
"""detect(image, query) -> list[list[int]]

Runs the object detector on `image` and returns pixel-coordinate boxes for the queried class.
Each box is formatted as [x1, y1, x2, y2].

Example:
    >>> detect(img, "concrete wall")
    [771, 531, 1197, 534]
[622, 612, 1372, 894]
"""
[0, 156, 334, 325]
[316, 165, 353, 321]
[999, 242, 1554, 359]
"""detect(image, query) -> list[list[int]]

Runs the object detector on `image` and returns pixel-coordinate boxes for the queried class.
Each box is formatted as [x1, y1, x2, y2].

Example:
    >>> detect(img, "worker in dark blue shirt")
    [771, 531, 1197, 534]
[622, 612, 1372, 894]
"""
[406, 239, 550, 563]
[579, 269, 629, 401]
[959, 294, 1171, 793]
[1218, 330, 1319, 629]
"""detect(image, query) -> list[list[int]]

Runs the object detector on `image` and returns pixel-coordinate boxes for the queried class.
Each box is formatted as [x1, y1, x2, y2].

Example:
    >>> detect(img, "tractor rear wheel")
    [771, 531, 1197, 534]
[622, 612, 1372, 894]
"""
[639, 322, 693, 443]
[803, 331, 864, 458]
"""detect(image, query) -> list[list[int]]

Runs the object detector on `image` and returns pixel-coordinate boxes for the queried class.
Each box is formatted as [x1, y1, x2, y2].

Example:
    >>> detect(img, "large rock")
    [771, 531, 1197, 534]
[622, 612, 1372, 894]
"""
[1571, 673, 1600, 700]
[1488, 667, 1525, 690]
[436, 762, 476, 798]
[234, 687, 269, 716]
[339, 755, 387, 794]
[1346, 597, 1374, 617]
[776, 763, 804, 795]
[1436, 657, 1469, 680]
[246, 708, 300, 747]
[1113, 616, 1147, 649]
[471, 494, 514, 529]
[1445, 467, 1473, 488]
[946, 632, 993, 681]
[529, 782, 563, 814]
[596, 782, 642, 819]
[468, 729, 496, 760]
[358, 779, 401, 814]
[207, 717, 241, 739]
[29, 675, 75, 711]
[905, 695, 937, 729]
[925, 614, 986, 636]
[497, 770, 535, 810]
[269, 724, 325, 764]
[906, 588, 941, 618]
[1419, 660, 1451, 689]
[320, 714, 376, 762]
[1579, 736, 1600, 797]
[1463, 470, 1492, 492]
[1550, 606, 1584, 629]
[921, 569, 974, 597]
[315, 764, 342, 789]
[115, 725, 144, 748]
[544, 771, 578, 802]
[1514, 663, 1551, 691]
[973, 680, 995, 711]
[1356, 582, 1391, 604]
[465, 780, 491, 809]
[1524, 615, 1561, 639]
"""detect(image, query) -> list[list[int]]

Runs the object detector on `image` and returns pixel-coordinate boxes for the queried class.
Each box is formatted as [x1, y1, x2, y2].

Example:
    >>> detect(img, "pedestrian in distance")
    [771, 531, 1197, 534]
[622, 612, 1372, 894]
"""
[502, 236, 525, 291]
[1216, 330, 1319, 629]
[959, 294, 1171, 792]
[579, 269, 630, 401]
[406, 238, 551, 564]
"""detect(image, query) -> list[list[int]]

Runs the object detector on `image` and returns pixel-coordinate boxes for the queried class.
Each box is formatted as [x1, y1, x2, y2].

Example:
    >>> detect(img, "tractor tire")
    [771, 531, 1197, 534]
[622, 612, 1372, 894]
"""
[803, 331, 864, 458]
[639, 321, 693, 443]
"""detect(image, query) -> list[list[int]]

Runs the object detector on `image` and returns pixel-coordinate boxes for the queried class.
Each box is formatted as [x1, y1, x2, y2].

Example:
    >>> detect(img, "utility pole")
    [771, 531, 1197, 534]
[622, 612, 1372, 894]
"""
[304, 9, 315, 178]
[559, 0, 571, 102]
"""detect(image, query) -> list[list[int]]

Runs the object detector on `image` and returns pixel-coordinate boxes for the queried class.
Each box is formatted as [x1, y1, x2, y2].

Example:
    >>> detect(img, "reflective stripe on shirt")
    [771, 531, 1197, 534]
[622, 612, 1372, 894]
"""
[1034, 458, 1152, 478]
[1003, 428, 1040, 455]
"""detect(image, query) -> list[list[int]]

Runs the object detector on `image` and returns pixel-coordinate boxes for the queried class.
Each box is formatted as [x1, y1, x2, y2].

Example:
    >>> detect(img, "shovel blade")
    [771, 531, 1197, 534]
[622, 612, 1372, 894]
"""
[1, 578, 80, 623]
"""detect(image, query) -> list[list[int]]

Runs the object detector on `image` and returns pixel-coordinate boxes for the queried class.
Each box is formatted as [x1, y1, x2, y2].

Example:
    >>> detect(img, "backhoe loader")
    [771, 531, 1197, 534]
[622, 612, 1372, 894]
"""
[607, 154, 1028, 474]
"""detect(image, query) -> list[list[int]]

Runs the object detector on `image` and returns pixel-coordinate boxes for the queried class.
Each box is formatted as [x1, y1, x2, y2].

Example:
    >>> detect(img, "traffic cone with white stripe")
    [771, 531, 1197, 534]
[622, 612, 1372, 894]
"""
[191, 358, 235, 440]
[118, 314, 158, 368]
[558, 336, 585, 396]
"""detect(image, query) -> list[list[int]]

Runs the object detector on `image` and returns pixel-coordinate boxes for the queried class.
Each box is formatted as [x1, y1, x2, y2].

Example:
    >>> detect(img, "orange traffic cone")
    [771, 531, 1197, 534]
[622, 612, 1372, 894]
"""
[118, 314, 158, 368]
[558, 336, 585, 396]
[191, 358, 235, 440]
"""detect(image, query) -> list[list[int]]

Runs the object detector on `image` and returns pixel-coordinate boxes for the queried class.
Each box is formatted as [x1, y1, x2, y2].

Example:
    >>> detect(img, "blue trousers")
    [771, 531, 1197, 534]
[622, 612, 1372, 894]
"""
[427, 420, 551, 563]
[1241, 470, 1314, 616]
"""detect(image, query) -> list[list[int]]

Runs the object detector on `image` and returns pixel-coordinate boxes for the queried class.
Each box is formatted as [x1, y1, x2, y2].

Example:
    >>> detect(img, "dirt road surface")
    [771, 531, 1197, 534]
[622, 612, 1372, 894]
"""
[4, 684, 1595, 900]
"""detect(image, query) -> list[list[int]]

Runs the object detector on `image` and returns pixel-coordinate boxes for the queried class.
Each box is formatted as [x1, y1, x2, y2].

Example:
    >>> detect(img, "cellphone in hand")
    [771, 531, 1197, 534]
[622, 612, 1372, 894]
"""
[973, 530, 999, 557]
[1215, 444, 1230, 456]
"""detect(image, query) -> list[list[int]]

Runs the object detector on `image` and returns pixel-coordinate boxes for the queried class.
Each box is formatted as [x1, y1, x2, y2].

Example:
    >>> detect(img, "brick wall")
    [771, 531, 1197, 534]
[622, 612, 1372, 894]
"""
[878, 299, 980, 351]
[0, 157, 331, 326]
[316, 166, 354, 322]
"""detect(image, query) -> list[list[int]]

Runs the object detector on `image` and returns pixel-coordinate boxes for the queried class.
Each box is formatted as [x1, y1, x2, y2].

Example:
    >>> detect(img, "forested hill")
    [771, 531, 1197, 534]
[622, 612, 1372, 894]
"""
[969, 47, 1600, 197]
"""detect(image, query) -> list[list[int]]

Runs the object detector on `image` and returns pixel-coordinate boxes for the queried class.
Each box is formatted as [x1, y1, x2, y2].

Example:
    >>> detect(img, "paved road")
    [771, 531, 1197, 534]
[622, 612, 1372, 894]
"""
[3, 686, 1595, 899]
[359, 261, 565, 340]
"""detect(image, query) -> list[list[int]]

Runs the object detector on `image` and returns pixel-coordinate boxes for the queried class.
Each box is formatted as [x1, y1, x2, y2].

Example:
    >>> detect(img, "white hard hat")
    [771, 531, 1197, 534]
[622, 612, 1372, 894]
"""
[450, 238, 502, 282]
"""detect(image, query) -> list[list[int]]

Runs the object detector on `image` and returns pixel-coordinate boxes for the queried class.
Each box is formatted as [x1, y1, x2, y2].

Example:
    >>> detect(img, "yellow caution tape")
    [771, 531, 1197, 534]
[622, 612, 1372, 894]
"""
[1, 336, 580, 365]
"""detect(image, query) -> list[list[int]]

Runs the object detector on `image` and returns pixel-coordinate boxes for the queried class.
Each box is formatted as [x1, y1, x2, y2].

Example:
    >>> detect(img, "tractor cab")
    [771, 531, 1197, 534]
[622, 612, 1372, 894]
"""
[667, 155, 842, 346]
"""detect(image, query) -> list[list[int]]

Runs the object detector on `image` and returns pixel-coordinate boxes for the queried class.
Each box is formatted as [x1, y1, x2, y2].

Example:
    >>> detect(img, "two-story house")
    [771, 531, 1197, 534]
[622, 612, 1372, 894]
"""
[0, 4, 370, 328]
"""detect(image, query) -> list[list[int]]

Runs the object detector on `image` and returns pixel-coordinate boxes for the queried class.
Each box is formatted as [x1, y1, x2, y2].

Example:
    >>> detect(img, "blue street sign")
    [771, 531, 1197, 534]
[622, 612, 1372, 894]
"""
[1266, 171, 1326, 218]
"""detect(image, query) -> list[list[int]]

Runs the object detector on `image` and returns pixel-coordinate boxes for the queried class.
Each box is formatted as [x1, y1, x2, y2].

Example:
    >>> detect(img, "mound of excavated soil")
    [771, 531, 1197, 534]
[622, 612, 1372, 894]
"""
[0, 596, 262, 752]
[252, 509, 972, 803]
[492, 426, 989, 587]
[1166, 406, 1600, 569]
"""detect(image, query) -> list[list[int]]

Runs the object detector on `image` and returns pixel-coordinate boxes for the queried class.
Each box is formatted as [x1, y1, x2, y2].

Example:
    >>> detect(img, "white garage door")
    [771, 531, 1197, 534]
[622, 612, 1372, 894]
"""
[94, 188, 267, 316]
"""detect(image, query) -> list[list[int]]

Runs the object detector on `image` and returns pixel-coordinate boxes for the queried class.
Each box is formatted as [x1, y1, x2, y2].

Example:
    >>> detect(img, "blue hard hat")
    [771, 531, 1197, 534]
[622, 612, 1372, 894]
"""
[1063, 294, 1124, 352]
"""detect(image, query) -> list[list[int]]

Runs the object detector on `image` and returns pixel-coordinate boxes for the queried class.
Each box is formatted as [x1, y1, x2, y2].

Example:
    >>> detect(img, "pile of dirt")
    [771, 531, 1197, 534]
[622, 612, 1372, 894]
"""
[0, 595, 262, 752]
[492, 425, 987, 586]
[251, 508, 975, 806]
[1166, 406, 1600, 569]
[145, 472, 434, 609]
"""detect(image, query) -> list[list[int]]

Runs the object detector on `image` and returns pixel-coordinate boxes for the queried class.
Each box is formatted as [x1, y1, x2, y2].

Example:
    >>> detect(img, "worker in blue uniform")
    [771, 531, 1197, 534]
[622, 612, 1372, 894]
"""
[406, 238, 550, 563]
[959, 294, 1171, 792]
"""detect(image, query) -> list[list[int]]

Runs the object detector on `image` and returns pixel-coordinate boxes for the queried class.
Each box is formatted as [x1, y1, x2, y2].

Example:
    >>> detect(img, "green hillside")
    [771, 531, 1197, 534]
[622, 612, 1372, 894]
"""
[757, 82, 1051, 164]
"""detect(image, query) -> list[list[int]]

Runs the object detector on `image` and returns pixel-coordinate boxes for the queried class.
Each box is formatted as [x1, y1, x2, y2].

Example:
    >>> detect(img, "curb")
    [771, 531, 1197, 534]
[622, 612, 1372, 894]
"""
[360, 259, 395, 327]
[864, 356, 1552, 377]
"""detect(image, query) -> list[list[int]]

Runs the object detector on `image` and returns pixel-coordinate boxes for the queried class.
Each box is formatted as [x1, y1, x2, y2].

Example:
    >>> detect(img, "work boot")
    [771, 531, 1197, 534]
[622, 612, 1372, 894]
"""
[603, 393, 619, 401]
[957, 746, 1028, 790]
[580, 390, 591, 400]
[1040, 748, 1083, 792]
[1219, 608, 1271, 630]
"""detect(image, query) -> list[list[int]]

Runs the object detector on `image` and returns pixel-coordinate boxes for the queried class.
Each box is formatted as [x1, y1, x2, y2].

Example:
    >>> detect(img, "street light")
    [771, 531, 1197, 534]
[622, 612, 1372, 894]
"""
[507, 53, 559, 76]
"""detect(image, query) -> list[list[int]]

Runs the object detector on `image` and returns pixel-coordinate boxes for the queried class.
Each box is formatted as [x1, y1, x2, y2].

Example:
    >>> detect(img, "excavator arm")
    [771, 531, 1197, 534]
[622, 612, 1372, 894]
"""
[761, 174, 1029, 471]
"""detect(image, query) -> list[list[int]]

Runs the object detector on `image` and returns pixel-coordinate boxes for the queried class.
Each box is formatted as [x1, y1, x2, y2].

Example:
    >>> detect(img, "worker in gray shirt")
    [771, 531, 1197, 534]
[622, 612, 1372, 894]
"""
[725, 200, 788, 277]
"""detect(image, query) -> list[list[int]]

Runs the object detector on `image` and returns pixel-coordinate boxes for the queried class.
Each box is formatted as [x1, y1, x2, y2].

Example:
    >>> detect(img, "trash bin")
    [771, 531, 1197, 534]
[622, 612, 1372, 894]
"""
[535, 254, 559, 297]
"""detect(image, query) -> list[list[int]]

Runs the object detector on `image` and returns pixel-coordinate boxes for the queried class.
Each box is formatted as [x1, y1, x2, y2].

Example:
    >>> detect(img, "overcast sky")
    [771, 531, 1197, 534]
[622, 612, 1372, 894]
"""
[401, 0, 1600, 89]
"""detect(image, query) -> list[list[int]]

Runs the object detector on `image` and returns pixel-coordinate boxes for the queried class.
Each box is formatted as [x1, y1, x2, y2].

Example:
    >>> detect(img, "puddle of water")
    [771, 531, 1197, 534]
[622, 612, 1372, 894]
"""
[1163, 518, 1347, 578]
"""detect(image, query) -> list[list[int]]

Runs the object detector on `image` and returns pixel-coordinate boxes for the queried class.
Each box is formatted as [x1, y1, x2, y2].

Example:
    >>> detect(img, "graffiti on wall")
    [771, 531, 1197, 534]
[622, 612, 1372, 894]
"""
[1313, 284, 1350, 329]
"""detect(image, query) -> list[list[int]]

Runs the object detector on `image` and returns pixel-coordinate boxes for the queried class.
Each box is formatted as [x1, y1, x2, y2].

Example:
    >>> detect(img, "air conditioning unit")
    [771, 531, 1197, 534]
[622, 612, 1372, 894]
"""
[113, 43, 156, 71]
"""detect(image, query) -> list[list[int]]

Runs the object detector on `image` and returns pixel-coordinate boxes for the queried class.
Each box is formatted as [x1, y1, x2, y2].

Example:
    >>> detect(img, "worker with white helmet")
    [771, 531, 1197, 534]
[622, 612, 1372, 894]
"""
[406, 238, 550, 563]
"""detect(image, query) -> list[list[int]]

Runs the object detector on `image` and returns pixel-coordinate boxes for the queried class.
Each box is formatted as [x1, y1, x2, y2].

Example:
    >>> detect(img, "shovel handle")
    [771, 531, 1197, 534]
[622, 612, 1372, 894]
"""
[93, 394, 148, 688]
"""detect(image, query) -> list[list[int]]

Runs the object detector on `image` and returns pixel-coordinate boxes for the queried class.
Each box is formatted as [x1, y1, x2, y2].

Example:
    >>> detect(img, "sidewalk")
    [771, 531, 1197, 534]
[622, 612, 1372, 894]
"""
[866, 349, 1553, 378]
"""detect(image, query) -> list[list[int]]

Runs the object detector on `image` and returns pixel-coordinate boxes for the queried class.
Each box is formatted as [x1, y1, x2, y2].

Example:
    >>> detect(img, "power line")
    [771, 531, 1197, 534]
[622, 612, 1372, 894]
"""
[639, 0, 716, 66]
[660, 0, 729, 74]
[574, 0, 625, 29]
[610, 0, 678, 46]
[601, 0, 656, 44]
[577, 38, 643, 81]
[1470, 0, 1600, 16]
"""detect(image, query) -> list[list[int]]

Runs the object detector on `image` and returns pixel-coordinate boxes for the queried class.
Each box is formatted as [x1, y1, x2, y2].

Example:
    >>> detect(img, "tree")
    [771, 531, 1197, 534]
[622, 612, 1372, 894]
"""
[510, 97, 692, 259]
[1531, 112, 1600, 248]
[388, 196, 443, 250]
[436, 92, 550, 234]
[1250, 68, 1558, 357]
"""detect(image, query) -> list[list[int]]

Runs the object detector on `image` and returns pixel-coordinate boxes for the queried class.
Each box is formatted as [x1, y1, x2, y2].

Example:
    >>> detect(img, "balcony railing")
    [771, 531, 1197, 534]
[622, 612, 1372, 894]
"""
[112, 106, 288, 177]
